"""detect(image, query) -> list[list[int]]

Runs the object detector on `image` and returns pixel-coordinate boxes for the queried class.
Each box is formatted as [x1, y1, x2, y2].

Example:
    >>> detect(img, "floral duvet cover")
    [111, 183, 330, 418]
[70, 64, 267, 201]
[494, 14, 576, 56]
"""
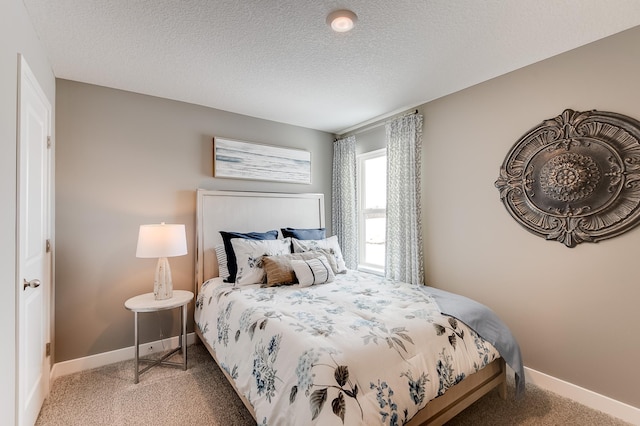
[195, 270, 501, 425]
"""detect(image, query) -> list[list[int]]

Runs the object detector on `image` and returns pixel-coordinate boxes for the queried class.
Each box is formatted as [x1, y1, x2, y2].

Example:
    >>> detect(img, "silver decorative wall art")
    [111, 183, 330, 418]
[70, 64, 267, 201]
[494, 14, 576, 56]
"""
[495, 109, 640, 247]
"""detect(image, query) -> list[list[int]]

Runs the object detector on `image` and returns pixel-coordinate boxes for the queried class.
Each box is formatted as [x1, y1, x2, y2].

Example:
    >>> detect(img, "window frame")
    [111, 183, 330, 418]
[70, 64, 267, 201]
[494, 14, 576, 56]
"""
[356, 148, 386, 274]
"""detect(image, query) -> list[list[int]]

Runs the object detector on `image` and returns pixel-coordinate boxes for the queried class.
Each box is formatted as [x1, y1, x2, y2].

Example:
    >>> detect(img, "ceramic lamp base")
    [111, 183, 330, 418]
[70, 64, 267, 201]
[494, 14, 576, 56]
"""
[154, 257, 173, 300]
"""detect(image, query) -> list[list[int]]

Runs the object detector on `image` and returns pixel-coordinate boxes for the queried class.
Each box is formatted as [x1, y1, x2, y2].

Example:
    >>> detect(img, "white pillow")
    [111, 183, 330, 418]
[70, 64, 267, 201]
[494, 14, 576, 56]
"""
[291, 235, 347, 273]
[291, 257, 335, 287]
[231, 238, 291, 285]
[214, 244, 230, 280]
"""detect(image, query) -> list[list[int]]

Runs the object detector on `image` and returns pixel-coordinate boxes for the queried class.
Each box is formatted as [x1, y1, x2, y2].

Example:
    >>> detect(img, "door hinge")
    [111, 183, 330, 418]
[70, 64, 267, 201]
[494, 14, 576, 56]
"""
[46, 239, 51, 253]
[46, 342, 51, 357]
[47, 136, 51, 148]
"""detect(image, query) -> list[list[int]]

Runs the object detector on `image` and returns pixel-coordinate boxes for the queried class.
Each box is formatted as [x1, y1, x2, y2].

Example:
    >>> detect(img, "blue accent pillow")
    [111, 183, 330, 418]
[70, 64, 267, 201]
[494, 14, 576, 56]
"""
[220, 230, 278, 282]
[281, 227, 326, 240]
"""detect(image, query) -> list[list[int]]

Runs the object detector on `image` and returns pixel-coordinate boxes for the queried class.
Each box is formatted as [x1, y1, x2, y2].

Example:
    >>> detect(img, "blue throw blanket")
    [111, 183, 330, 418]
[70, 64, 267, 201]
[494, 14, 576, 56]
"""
[422, 286, 525, 398]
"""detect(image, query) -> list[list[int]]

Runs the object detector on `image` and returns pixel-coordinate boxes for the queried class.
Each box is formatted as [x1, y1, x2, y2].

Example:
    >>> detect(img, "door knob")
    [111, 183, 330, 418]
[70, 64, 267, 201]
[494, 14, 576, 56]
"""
[23, 279, 41, 290]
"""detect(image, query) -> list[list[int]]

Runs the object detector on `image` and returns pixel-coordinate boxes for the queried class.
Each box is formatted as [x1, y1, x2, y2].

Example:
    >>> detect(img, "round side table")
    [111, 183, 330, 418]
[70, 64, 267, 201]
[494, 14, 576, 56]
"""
[124, 290, 194, 383]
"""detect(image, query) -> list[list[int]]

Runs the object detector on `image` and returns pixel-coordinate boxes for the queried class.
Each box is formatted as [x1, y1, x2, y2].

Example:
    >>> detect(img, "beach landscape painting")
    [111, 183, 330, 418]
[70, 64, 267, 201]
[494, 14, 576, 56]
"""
[213, 137, 311, 184]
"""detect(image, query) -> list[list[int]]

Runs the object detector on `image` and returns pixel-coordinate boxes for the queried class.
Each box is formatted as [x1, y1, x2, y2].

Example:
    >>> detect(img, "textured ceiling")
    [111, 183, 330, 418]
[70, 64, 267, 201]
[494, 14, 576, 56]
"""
[24, 0, 640, 134]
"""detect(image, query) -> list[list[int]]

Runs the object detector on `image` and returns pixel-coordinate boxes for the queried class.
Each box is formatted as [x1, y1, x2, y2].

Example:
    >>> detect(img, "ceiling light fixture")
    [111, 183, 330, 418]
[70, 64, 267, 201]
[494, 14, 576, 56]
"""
[327, 9, 358, 33]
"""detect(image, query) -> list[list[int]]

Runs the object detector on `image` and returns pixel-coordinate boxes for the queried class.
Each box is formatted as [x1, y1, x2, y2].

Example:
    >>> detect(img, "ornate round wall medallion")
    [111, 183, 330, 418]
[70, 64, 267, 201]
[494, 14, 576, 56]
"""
[495, 109, 640, 247]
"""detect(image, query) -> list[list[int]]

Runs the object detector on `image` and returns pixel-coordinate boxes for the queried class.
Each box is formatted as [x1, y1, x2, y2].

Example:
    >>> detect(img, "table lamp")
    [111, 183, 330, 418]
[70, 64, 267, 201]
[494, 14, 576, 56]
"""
[136, 223, 188, 300]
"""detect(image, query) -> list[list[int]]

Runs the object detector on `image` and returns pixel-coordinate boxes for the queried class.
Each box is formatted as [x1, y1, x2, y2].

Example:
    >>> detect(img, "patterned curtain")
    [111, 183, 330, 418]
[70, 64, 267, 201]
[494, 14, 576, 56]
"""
[385, 113, 424, 285]
[332, 136, 358, 270]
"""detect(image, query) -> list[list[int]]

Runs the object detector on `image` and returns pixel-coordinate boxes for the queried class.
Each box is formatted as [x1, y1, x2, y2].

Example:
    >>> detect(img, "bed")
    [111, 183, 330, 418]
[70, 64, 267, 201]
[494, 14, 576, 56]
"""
[194, 189, 523, 425]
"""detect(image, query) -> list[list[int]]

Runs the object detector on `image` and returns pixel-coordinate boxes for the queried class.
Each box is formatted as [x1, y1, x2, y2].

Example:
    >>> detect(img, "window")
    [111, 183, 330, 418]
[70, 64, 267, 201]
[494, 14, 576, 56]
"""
[357, 149, 386, 272]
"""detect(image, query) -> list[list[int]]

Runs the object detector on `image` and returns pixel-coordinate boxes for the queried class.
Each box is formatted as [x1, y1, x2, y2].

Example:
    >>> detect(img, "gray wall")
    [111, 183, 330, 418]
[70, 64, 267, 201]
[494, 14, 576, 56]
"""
[55, 80, 333, 362]
[354, 125, 386, 155]
[1, 0, 56, 422]
[419, 26, 640, 408]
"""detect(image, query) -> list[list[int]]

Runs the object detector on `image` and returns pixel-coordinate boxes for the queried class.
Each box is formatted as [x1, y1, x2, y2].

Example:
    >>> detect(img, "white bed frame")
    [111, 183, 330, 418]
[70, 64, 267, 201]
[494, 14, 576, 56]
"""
[194, 189, 506, 425]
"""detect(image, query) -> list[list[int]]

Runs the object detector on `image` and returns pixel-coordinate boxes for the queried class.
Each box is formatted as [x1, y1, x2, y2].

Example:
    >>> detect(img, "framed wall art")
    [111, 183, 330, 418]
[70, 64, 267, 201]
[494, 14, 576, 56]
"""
[213, 137, 311, 184]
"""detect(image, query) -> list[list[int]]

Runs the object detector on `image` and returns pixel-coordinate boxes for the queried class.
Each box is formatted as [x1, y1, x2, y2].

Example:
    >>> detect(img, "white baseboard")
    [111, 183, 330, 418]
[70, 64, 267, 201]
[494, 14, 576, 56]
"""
[524, 366, 640, 425]
[50, 332, 197, 381]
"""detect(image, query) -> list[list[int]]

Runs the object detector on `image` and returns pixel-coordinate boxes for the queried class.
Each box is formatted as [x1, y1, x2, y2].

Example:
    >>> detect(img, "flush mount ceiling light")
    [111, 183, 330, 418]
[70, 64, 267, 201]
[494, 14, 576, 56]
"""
[327, 9, 358, 32]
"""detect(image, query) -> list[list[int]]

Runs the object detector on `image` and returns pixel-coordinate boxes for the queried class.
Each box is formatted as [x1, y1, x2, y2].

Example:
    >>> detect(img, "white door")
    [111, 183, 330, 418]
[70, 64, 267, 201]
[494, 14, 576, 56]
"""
[17, 55, 52, 426]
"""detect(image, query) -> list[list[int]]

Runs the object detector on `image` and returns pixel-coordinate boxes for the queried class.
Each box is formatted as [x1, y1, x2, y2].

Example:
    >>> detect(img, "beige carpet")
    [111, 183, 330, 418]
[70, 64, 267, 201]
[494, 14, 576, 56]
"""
[36, 343, 631, 426]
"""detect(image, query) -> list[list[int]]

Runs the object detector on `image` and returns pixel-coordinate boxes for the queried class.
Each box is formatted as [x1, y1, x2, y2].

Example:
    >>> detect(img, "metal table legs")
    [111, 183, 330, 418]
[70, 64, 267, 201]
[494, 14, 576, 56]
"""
[133, 304, 187, 384]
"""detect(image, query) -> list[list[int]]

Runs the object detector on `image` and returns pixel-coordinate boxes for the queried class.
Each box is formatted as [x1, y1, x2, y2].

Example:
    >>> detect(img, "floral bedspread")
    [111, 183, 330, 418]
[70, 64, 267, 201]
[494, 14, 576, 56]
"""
[195, 270, 500, 425]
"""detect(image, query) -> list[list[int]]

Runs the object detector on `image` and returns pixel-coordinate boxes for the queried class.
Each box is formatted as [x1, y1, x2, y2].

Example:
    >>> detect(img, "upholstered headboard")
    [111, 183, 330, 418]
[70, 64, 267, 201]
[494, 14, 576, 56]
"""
[195, 189, 325, 294]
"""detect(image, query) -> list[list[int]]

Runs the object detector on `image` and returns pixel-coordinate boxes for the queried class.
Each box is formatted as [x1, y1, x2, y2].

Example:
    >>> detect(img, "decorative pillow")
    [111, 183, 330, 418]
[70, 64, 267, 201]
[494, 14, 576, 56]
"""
[214, 244, 230, 280]
[291, 257, 335, 287]
[315, 248, 339, 273]
[291, 235, 347, 274]
[231, 238, 291, 285]
[281, 227, 326, 240]
[263, 252, 324, 287]
[220, 230, 278, 282]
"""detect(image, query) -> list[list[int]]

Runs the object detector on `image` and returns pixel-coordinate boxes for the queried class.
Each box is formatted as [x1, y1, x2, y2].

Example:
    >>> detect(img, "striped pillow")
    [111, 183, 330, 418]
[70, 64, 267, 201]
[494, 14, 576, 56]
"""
[214, 244, 230, 280]
[263, 252, 324, 287]
[291, 256, 335, 287]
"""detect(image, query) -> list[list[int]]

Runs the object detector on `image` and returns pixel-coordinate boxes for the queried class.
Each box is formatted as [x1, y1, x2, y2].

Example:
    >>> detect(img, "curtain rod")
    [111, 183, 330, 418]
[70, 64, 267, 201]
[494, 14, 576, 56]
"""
[334, 109, 419, 141]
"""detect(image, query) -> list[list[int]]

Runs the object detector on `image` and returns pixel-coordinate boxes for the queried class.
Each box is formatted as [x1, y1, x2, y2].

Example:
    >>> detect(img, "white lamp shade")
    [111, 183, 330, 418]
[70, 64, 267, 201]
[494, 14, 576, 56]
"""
[136, 223, 188, 258]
